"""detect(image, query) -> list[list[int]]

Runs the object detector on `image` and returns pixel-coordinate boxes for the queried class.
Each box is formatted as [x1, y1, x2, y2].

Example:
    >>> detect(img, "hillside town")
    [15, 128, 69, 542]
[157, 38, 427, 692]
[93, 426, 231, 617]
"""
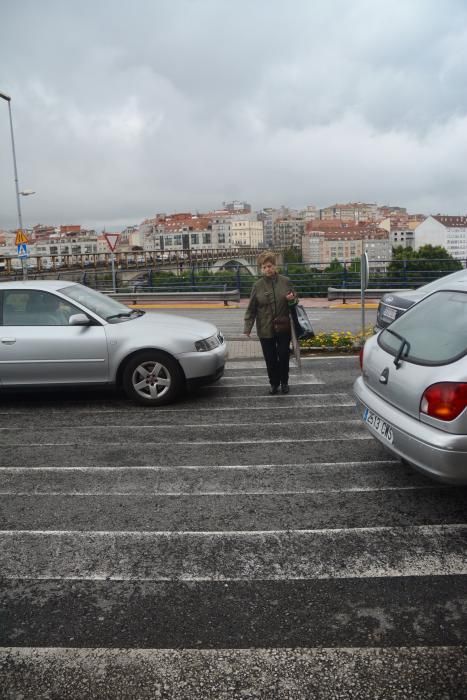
[1, 199, 467, 270]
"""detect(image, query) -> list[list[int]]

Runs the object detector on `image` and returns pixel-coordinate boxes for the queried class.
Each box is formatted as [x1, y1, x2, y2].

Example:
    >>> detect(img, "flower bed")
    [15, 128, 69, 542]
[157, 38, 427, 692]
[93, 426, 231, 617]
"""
[299, 328, 374, 353]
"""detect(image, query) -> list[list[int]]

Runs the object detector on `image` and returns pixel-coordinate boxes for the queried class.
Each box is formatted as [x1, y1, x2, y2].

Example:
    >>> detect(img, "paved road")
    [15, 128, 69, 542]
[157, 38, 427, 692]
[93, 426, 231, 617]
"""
[0, 351, 466, 698]
[144, 306, 378, 339]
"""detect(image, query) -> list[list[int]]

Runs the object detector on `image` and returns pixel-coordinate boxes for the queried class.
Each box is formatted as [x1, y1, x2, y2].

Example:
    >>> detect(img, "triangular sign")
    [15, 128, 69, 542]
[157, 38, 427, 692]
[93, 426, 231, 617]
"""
[104, 233, 120, 252]
[15, 229, 29, 245]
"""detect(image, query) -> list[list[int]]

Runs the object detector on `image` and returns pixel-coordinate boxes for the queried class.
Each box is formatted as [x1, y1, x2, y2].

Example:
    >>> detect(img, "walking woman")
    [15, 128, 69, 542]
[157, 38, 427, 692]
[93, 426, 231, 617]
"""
[243, 251, 298, 394]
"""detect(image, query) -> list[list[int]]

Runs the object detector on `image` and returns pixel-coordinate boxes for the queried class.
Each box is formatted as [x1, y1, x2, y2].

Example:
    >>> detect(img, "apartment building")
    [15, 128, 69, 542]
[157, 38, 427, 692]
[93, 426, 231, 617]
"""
[258, 207, 290, 248]
[211, 217, 232, 248]
[414, 215, 467, 260]
[273, 216, 305, 249]
[302, 220, 391, 266]
[319, 202, 378, 222]
[139, 211, 264, 253]
[222, 200, 252, 213]
[379, 216, 414, 249]
[230, 215, 263, 247]
[138, 213, 213, 254]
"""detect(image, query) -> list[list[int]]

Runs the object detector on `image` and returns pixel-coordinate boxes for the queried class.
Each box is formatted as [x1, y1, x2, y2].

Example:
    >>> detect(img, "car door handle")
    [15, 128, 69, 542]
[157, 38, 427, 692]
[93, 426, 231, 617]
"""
[1, 337, 16, 345]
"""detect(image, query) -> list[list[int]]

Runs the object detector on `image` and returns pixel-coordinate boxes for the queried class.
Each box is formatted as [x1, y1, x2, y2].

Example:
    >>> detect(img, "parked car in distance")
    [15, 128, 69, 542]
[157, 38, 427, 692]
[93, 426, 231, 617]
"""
[375, 267, 467, 331]
[354, 282, 467, 483]
[0, 280, 227, 405]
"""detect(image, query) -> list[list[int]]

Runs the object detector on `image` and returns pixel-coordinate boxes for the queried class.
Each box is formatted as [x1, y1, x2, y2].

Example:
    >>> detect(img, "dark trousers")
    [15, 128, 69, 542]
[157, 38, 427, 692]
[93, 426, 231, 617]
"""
[260, 333, 291, 387]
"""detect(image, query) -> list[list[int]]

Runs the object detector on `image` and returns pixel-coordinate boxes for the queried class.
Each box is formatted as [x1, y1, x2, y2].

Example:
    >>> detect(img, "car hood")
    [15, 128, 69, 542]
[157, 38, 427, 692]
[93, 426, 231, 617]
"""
[128, 311, 219, 340]
[381, 289, 425, 309]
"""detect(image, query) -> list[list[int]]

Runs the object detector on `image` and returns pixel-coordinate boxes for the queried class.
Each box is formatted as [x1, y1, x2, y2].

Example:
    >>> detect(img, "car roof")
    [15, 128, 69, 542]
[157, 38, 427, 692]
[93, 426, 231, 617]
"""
[0, 279, 76, 291]
[381, 268, 467, 304]
[417, 267, 467, 293]
[426, 281, 467, 294]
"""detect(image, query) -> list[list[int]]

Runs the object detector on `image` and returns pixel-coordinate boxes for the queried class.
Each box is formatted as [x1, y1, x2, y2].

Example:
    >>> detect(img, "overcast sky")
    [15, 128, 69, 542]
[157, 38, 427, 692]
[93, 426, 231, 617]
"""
[1, 0, 467, 231]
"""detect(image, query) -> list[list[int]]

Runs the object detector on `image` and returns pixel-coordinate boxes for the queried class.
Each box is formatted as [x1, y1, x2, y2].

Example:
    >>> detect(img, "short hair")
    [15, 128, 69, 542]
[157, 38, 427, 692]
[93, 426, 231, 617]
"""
[257, 251, 276, 267]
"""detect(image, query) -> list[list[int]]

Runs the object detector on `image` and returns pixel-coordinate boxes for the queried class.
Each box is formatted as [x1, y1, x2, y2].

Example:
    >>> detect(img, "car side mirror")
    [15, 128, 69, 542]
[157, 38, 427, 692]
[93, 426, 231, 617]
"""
[69, 313, 91, 326]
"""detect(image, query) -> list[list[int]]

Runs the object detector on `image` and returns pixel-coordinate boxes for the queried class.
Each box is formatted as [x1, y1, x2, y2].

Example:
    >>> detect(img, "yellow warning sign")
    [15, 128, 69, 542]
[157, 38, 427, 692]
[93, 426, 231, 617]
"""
[15, 230, 29, 245]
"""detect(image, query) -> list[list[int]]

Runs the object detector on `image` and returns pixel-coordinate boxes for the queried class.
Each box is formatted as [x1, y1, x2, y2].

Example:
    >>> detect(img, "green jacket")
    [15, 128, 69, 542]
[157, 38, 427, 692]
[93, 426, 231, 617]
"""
[244, 273, 296, 338]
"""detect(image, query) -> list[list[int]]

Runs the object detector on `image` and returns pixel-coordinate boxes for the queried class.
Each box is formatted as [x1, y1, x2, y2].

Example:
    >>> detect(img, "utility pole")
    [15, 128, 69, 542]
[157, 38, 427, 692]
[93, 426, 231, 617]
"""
[0, 91, 28, 279]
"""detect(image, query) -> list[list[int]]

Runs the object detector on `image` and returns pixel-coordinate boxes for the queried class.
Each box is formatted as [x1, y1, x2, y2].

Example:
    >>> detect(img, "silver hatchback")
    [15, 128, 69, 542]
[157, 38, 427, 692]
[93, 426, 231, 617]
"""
[354, 282, 467, 483]
[0, 280, 227, 405]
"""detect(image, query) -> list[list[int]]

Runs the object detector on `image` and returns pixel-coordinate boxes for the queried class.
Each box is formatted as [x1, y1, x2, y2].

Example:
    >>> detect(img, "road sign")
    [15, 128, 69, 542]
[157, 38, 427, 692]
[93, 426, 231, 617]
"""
[15, 230, 29, 246]
[361, 251, 369, 290]
[104, 233, 120, 252]
[17, 243, 28, 258]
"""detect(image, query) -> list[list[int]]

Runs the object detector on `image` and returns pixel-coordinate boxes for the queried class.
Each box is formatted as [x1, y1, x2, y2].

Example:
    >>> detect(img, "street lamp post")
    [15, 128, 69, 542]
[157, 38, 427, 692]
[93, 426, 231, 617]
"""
[0, 90, 28, 280]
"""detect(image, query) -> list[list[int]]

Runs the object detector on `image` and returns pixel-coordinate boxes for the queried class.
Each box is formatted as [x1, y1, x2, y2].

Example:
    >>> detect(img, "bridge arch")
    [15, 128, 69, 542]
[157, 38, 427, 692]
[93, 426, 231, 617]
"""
[210, 258, 257, 276]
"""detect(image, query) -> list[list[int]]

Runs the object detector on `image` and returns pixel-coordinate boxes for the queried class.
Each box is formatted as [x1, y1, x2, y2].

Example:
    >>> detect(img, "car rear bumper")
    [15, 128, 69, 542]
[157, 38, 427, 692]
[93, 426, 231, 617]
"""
[353, 375, 467, 484]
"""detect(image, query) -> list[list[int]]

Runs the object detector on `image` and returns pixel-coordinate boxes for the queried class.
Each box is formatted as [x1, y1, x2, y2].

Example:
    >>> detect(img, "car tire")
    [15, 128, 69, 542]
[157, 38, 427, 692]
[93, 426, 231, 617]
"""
[122, 350, 184, 406]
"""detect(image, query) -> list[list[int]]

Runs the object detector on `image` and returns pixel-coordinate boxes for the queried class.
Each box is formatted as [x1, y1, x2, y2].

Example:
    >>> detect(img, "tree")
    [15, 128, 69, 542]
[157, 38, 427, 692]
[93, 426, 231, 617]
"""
[388, 245, 461, 287]
[389, 245, 461, 272]
[282, 247, 303, 263]
[324, 258, 344, 274]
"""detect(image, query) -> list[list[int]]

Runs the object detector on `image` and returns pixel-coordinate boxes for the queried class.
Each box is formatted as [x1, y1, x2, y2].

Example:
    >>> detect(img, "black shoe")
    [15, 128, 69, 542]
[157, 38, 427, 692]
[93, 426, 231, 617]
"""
[269, 385, 279, 395]
[281, 384, 290, 394]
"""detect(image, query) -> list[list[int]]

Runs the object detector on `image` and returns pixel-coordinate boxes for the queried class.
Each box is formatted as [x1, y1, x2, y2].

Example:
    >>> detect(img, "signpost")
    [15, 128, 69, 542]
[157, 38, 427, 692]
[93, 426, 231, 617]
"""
[361, 251, 369, 341]
[104, 233, 120, 292]
[15, 230, 29, 265]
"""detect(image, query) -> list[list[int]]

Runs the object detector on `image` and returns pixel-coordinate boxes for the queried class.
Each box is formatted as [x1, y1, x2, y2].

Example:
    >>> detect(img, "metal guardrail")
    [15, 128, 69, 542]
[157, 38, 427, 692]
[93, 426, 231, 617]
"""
[106, 289, 241, 305]
[327, 287, 413, 303]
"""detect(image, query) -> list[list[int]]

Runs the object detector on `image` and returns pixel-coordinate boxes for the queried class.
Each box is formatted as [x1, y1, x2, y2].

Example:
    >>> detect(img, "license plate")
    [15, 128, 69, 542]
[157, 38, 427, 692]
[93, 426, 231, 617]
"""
[382, 306, 397, 320]
[363, 407, 394, 443]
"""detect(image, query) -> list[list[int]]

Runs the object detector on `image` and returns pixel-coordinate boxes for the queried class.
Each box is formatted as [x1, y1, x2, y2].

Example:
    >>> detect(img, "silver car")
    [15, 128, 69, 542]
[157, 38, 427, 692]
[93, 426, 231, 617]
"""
[375, 267, 467, 330]
[0, 280, 227, 405]
[354, 282, 467, 483]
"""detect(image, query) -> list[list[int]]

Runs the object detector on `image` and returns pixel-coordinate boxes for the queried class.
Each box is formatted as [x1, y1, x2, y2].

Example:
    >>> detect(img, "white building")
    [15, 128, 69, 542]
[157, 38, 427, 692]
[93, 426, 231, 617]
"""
[230, 216, 263, 247]
[0, 236, 103, 270]
[211, 217, 232, 248]
[415, 215, 467, 260]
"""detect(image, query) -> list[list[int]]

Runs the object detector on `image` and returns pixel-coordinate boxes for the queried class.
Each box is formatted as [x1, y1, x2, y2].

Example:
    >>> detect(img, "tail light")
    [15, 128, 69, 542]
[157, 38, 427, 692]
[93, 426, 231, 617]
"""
[420, 382, 467, 421]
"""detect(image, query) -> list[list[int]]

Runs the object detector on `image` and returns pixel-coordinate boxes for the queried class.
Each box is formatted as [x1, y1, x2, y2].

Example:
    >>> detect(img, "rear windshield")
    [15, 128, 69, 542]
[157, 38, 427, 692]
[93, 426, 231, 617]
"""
[378, 290, 467, 365]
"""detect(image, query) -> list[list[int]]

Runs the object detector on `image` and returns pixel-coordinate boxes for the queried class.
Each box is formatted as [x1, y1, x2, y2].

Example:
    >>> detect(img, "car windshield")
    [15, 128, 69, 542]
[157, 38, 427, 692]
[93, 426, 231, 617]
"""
[59, 284, 137, 322]
[378, 290, 467, 365]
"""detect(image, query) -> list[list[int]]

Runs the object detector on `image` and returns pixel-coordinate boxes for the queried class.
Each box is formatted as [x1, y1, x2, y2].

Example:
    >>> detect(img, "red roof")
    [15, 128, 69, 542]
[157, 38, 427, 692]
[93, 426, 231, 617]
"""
[433, 215, 467, 228]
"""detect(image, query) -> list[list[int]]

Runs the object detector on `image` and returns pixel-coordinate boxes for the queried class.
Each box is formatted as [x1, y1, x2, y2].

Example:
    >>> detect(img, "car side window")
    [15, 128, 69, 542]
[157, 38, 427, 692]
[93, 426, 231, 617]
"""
[2, 290, 78, 326]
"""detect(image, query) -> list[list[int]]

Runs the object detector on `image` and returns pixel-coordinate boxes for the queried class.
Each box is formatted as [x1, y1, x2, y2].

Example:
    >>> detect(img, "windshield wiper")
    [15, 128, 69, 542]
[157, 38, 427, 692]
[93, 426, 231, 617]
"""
[106, 309, 145, 321]
[106, 312, 132, 320]
[385, 328, 411, 369]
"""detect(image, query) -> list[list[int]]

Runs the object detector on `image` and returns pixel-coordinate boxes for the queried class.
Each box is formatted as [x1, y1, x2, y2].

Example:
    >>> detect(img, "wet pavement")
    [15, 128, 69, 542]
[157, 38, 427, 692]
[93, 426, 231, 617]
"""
[0, 346, 466, 698]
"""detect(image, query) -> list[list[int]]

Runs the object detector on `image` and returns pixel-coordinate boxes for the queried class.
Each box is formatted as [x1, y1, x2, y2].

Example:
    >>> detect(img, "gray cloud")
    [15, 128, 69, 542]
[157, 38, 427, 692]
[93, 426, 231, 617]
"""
[1, 0, 467, 231]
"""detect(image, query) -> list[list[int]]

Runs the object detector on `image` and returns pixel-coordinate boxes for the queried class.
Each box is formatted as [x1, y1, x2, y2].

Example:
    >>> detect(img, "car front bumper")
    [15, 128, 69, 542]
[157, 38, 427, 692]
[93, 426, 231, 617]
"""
[353, 375, 467, 484]
[176, 342, 228, 382]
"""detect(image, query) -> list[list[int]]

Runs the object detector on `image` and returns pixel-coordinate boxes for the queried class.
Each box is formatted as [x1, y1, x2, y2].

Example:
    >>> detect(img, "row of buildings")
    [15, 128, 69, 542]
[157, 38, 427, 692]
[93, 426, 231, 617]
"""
[1, 201, 467, 268]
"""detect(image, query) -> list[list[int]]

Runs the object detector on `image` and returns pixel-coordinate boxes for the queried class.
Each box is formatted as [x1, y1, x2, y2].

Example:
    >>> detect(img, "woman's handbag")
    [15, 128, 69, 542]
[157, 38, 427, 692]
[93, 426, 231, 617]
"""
[272, 315, 291, 334]
[291, 304, 315, 339]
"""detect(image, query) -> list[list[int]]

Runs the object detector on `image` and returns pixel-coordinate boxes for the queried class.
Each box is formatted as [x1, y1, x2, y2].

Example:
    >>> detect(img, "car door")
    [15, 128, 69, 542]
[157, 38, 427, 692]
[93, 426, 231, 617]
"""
[0, 288, 110, 386]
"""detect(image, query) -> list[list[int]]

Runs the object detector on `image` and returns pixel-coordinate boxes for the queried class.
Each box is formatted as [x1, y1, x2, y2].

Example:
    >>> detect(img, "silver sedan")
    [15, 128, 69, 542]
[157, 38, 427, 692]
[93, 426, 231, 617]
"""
[0, 280, 227, 405]
[354, 282, 467, 484]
